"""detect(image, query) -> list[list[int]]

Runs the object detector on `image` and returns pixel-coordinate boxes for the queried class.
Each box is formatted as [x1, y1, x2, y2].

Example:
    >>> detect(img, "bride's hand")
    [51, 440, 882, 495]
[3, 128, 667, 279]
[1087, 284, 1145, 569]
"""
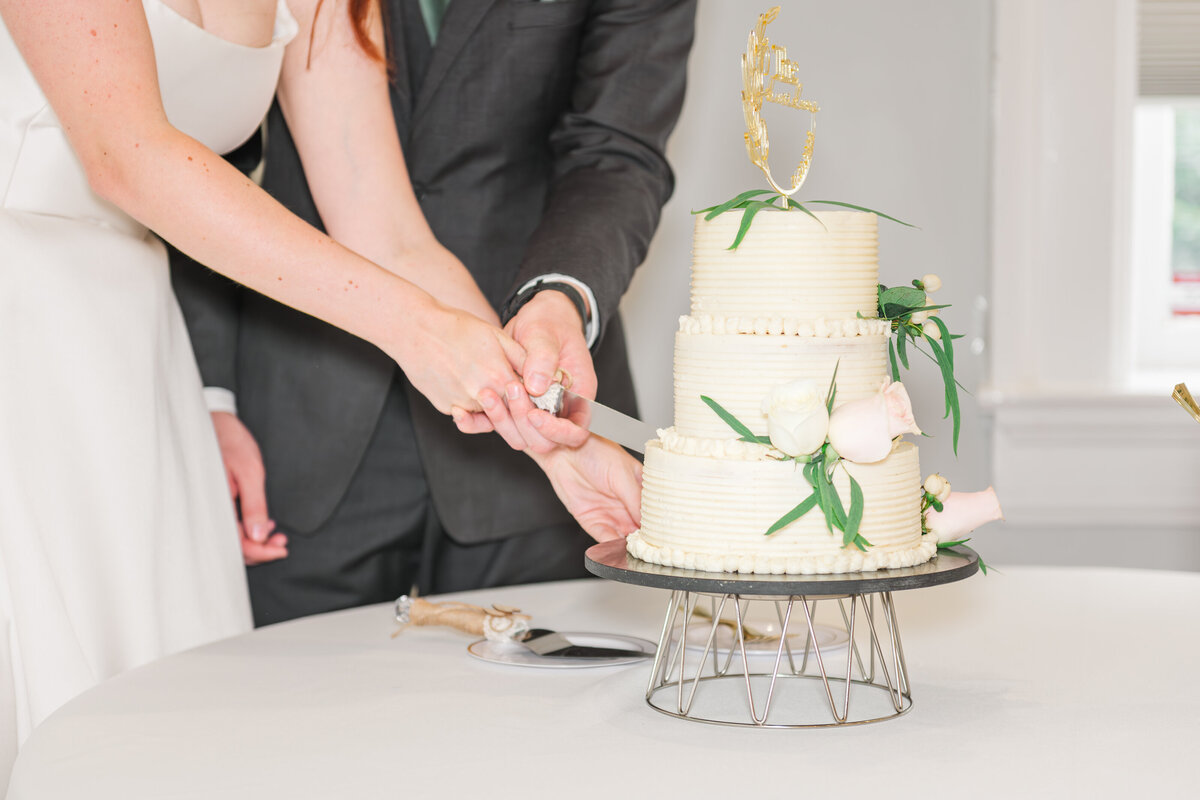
[389, 300, 527, 419]
[529, 436, 643, 542]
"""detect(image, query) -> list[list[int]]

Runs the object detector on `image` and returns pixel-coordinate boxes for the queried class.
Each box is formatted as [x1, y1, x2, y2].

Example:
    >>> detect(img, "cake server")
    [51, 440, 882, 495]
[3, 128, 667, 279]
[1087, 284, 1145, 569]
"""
[395, 596, 653, 661]
[531, 384, 658, 454]
[518, 628, 653, 660]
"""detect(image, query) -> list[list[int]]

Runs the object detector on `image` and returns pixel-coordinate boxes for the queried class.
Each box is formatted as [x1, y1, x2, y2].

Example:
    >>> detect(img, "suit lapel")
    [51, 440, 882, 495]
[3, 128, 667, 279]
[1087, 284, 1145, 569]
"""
[385, 0, 413, 112]
[411, 0, 500, 127]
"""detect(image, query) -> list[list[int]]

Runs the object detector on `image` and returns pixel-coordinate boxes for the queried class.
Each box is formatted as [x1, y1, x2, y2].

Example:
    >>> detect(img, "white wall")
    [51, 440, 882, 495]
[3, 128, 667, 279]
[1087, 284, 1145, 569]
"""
[621, 1, 996, 537]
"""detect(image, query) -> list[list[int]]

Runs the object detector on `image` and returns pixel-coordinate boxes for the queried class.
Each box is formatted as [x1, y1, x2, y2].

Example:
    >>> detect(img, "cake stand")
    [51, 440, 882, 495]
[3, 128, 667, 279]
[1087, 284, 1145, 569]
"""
[585, 539, 979, 728]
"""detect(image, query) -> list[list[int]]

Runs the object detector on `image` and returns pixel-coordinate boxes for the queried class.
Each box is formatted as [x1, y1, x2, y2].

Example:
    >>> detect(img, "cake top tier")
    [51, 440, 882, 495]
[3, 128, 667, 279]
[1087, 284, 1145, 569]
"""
[691, 210, 879, 322]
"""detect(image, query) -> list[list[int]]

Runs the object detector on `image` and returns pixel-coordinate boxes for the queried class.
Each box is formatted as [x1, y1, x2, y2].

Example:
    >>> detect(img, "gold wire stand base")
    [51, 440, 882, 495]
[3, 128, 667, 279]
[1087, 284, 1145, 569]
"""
[645, 590, 912, 728]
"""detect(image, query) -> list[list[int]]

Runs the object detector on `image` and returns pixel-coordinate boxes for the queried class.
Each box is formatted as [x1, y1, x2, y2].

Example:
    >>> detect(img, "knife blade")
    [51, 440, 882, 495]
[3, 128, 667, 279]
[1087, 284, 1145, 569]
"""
[520, 628, 653, 660]
[531, 384, 659, 454]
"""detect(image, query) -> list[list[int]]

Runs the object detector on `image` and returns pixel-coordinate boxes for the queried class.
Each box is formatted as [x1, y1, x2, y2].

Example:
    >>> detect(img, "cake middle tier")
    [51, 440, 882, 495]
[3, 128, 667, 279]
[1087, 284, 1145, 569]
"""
[673, 316, 892, 439]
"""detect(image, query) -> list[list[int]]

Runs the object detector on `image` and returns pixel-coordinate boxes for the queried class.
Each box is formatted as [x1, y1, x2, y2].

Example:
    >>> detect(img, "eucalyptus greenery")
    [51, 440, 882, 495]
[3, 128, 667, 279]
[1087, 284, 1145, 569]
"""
[700, 370, 870, 551]
[694, 189, 913, 250]
[874, 281, 966, 453]
[935, 540, 990, 575]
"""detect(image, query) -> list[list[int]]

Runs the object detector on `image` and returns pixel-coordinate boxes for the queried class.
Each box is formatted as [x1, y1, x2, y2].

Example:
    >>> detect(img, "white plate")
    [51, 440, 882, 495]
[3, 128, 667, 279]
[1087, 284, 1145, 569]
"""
[681, 622, 849, 656]
[467, 632, 656, 669]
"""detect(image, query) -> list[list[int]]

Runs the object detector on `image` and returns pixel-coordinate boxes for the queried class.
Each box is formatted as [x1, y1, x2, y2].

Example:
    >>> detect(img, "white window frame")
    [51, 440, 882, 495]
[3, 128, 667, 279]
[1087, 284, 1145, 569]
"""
[989, 0, 1200, 548]
[1130, 100, 1200, 387]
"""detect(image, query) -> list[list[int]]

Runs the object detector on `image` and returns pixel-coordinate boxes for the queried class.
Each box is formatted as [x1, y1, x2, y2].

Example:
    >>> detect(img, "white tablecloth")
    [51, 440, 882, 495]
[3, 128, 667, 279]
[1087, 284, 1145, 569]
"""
[7, 566, 1198, 798]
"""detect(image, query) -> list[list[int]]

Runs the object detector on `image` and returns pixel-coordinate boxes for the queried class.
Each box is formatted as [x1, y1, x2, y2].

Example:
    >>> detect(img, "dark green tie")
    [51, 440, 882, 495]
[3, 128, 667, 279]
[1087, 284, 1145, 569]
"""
[418, 0, 451, 44]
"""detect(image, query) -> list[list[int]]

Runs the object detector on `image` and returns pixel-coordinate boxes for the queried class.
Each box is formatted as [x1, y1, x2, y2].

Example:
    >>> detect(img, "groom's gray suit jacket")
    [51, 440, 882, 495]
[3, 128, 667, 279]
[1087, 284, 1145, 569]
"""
[172, 0, 695, 544]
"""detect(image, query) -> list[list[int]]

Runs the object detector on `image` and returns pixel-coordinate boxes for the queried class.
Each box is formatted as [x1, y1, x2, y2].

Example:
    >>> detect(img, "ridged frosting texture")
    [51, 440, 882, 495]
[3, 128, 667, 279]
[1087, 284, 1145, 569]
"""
[629, 440, 934, 575]
[691, 211, 879, 321]
[673, 330, 889, 439]
[657, 427, 773, 460]
[631, 207, 929, 574]
[679, 314, 891, 337]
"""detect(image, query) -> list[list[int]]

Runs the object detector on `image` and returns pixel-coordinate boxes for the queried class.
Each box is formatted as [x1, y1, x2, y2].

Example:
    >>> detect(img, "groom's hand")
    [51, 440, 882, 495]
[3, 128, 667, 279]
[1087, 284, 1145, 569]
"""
[509, 290, 597, 399]
[528, 434, 643, 542]
[452, 291, 595, 452]
[504, 291, 595, 451]
[211, 412, 289, 566]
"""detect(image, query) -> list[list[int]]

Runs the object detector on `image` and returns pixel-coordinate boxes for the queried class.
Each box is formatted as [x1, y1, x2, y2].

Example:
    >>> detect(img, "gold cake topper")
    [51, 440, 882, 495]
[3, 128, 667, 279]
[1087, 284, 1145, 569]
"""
[742, 6, 820, 198]
[1173, 383, 1200, 424]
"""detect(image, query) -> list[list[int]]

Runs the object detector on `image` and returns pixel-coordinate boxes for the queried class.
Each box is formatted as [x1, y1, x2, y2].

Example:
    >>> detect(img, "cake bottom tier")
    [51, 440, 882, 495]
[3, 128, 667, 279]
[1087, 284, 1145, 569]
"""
[628, 438, 935, 575]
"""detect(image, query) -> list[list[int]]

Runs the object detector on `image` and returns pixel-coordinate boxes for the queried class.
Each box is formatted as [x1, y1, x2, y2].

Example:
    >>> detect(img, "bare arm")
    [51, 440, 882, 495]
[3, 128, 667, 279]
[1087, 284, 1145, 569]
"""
[0, 0, 521, 415]
[275, 0, 497, 324]
[274, 0, 568, 450]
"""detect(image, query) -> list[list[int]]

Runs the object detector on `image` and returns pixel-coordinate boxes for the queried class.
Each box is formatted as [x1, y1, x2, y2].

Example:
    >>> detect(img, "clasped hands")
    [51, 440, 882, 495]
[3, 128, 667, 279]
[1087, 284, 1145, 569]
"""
[451, 289, 594, 454]
[450, 290, 643, 544]
[215, 290, 641, 566]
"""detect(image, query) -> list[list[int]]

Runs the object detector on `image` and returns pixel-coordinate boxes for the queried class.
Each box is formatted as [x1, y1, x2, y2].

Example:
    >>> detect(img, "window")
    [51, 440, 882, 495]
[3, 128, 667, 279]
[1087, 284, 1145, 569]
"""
[988, 0, 1200, 568]
[1130, 101, 1200, 385]
[1128, 0, 1200, 387]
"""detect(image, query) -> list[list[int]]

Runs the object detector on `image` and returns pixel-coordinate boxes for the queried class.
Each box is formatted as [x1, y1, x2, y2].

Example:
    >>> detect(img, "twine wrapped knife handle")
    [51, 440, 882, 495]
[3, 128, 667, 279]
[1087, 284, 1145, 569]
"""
[393, 596, 531, 642]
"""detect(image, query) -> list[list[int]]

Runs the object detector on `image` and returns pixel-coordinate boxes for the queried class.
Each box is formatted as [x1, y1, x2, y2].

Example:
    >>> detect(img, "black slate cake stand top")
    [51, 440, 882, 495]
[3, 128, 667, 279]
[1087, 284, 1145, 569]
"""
[584, 538, 979, 597]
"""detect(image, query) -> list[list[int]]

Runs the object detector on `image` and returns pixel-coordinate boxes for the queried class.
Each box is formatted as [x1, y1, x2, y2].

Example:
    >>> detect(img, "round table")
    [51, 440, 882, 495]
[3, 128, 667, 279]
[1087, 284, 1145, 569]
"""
[7, 566, 1197, 798]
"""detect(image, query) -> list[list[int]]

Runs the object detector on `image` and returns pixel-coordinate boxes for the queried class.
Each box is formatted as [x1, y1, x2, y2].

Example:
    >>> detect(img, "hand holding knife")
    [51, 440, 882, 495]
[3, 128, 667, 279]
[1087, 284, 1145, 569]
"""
[530, 382, 658, 454]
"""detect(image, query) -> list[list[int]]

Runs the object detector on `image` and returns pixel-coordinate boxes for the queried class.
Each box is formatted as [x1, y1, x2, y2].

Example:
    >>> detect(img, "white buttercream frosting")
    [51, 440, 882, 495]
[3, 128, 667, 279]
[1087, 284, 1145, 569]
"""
[691, 211, 880, 321]
[673, 330, 889, 439]
[630, 440, 932, 575]
[657, 427, 776, 460]
[633, 208, 930, 575]
[679, 314, 891, 337]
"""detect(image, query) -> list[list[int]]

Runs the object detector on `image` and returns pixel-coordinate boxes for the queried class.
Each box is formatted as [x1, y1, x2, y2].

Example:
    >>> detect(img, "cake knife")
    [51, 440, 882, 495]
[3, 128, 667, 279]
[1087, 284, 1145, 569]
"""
[531, 383, 658, 454]
[395, 597, 653, 660]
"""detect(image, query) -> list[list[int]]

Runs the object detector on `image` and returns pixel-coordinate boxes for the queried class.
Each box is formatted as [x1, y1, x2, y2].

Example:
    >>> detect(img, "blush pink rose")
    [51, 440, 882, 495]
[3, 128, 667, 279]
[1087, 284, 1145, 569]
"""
[827, 381, 922, 464]
[924, 487, 1004, 543]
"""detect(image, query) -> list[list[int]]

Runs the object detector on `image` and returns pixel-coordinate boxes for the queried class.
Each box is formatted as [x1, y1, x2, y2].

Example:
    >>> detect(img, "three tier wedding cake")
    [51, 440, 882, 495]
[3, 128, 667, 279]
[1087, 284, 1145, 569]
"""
[625, 210, 937, 574]
[623, 4, 1001, 575]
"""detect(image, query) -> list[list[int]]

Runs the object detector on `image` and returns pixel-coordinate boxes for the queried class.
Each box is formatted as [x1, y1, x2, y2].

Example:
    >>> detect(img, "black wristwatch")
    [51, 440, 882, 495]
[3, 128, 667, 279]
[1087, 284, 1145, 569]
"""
[501, 278, 589, 334]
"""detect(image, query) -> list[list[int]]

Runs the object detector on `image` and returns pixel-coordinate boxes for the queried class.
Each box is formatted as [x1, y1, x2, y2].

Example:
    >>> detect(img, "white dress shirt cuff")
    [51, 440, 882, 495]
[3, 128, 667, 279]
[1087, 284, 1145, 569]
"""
[203, 387, 238, 416]
[516, 273, 600, 348]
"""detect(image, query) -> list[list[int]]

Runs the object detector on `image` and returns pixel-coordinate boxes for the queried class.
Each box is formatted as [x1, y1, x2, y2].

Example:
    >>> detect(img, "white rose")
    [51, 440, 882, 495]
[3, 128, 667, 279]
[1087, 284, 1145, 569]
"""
[761, 379, 829, 457]
[910, 310, 930, 324]
[922, 273, 943, 292]
[922, 320, 942, 339]
[923, 473, 951, 502]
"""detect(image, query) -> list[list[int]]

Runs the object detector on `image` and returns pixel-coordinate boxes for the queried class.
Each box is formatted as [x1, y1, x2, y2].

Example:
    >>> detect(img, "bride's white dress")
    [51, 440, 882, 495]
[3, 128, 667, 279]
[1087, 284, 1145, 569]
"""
[0, 0, 298, 783]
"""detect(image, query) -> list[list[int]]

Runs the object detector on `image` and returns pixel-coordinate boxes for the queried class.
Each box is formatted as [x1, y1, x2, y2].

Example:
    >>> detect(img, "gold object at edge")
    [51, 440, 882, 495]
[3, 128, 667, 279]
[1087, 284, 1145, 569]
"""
[742, 5, 820, 199]
[1172, 383, 1200, 424]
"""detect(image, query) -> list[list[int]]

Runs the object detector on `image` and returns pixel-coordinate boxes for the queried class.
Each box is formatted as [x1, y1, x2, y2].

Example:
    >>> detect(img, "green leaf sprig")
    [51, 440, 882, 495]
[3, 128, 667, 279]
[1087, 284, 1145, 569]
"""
[694, 190, 913, 250]
[874, 281, 967, 453]
[935, 539, 990, 575]
[699, 395, 772, 446]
